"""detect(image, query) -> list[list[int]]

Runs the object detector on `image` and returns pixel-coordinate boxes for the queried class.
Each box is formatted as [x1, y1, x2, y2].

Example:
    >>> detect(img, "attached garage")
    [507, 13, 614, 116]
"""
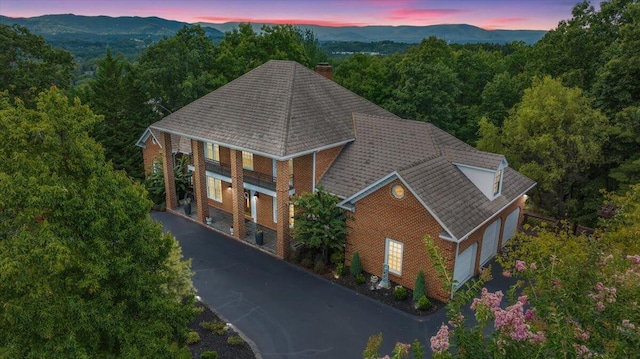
[502, 208, 520, 247]
[480, 218, 501, 267]
[454, 243, 477, 288]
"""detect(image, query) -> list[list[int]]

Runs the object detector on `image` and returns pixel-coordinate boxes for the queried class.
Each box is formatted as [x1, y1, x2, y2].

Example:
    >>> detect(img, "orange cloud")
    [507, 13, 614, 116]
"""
[196, 16, 365, 27]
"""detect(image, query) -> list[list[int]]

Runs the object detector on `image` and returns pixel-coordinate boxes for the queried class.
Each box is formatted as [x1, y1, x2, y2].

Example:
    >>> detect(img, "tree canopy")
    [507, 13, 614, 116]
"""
[0, 24, 74, 105]
[0, 88, 196, 357]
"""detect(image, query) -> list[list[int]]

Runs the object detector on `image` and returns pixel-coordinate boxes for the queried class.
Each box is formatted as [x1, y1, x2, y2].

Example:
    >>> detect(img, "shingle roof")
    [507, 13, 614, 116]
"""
[150, 60, 396, 158]
[319, 113, 535, 239]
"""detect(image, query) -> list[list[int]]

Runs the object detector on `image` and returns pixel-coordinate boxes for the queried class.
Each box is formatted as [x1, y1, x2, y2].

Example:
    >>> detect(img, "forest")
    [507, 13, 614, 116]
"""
[1, 0, 638, 227]
[1, 0, 639, 357]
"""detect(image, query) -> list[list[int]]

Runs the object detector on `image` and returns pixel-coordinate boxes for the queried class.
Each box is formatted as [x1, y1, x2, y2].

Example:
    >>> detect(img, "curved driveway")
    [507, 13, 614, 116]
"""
[153, 212, 512, 358]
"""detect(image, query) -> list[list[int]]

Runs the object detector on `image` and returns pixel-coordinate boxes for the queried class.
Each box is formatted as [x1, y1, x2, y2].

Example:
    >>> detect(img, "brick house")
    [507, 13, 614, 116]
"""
[138, 60, 535, 301]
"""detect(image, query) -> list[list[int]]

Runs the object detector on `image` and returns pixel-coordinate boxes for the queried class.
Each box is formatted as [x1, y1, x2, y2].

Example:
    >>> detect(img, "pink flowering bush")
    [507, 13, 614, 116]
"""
[366, 185, 640, 358]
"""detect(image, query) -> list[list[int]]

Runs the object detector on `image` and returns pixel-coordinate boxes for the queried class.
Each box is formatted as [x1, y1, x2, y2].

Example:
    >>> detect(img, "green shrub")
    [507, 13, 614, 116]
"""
[394, 286, 408, 301]
[227, 335, 244, 346]
[314, 259, 327, 273]
[416, 295, 432, 311]
[330, 250, 345, 264]
[300, 257, 313, 268]
[350, 252, 362, 276]
[335, 263, 345, 276]
[413, 270, 426, 301]
[200, 351, 218, 359]
[186, 331, 200, 345]
[200, 320, 227, 335]
[355, 272, 366, 285]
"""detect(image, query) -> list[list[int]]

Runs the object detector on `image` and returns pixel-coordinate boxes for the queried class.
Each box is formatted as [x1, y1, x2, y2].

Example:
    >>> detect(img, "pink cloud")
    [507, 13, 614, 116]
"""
[481, 17, 528, 30]
[196, 16, 365, 27]
[387, 8, 467, 21]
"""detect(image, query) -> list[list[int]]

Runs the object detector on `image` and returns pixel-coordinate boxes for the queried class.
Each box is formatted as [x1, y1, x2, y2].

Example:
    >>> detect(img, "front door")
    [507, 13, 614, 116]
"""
[244, 190, 252, 217]
[244, 189, 257, 222]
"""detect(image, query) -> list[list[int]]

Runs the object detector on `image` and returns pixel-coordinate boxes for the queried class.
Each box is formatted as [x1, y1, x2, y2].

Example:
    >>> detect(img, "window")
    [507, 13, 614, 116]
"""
[493, 169, 502, 196]
[206, 176, 222, 202]
[205, 143, 219, 162]
[242, 151, 253, 170]
[289, 203, 295, 228]
[385, 239, 404, 275]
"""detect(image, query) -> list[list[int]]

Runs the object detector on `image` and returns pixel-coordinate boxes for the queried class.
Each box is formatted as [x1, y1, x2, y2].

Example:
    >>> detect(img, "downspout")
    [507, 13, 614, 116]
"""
[451, 241, 461, 299]
[312, 152, 317, 192]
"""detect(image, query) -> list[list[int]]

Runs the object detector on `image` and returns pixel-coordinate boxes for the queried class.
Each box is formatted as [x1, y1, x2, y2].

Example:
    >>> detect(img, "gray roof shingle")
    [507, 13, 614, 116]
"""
[319, 113, 535, 239]
[150, 60, 396, 158]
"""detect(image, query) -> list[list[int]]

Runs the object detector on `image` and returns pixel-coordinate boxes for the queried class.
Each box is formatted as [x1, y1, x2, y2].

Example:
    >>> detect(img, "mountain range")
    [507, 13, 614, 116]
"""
[1, 14, 546, 45]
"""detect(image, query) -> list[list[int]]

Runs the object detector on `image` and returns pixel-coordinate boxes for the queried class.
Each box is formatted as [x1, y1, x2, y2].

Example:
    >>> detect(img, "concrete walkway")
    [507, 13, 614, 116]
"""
[152, 212, 514, 358]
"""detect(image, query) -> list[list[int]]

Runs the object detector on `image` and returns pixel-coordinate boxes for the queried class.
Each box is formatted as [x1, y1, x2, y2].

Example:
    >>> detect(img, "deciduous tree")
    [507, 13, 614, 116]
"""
[0, 88, 196, 357]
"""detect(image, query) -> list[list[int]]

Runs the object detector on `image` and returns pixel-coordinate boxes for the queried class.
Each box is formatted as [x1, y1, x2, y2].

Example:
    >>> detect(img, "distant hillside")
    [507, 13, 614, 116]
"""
[200, 22, 546, 45]
[0, 14, 546, 46]
[0, 14, 224, 40]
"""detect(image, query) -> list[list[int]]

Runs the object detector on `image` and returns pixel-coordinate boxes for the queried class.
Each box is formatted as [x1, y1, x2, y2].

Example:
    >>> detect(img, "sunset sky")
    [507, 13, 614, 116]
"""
[0, 0, 584, 30]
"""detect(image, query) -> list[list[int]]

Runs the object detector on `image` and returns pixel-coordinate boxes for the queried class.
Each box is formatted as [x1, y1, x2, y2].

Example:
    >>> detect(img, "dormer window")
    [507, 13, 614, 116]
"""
[493, 169, 503, 196]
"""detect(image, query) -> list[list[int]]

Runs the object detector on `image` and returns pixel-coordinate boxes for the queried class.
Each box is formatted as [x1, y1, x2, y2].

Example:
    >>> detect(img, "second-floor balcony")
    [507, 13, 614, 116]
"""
[204, 159, 292, 191]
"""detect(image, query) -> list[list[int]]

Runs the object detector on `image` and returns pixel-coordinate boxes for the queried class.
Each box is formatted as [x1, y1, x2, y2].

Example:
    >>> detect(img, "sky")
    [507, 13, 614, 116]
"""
[0, 0, 584, 30]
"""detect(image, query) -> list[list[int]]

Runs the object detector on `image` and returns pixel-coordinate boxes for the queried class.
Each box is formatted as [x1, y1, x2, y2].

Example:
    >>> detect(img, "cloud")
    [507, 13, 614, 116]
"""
[481, 17, 527, 30]
[196, 16, 365, 27]
[387, 8, 467, 21]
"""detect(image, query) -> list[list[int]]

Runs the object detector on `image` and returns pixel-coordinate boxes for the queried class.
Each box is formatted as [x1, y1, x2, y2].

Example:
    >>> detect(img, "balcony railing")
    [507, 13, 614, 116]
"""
[203, 159, 292, 191]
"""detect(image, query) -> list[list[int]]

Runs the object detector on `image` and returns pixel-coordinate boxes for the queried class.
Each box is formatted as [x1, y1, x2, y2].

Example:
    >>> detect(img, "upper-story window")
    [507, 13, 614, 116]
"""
[493, 169, 502, 196]
[205, 143, 219, 162]
[289, 159, 294, 186]
[242, 151, 254, 170]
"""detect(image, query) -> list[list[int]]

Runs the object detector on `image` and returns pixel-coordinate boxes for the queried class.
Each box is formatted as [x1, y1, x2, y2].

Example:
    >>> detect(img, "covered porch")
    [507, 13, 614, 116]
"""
[176, 203, 278, 254]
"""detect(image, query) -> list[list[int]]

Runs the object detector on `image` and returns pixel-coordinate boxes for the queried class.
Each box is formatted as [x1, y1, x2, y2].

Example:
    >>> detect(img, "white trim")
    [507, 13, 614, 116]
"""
[385, 238, 404, 276]
[203, 170, 277, 197]
[272, 194, 278, 223]
[452, 162, 498, 173]
[149, 125, 353, 161]
[456, 182, 536, 243]
[451, 242, 461, 299]
[135, 128, 157, 148]
[337, 171, 459, 242]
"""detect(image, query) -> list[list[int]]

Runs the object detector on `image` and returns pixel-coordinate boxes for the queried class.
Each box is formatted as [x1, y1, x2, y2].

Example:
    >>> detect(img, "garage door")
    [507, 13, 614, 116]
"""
[454, 243, 477, 288]
[480, 219, 501, 266]
[502, 208, 520, 247]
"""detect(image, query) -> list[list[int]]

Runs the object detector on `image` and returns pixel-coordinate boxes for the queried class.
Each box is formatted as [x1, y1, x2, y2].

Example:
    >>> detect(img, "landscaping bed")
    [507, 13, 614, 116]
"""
[291, 249, 444, 317]
[321, 270, 445, 316]
[187, 302, 255, 359]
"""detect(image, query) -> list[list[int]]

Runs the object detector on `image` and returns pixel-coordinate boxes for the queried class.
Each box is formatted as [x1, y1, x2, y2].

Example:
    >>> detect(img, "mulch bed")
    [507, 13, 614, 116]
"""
[187, 302, 255, 359]
[322, 271, 445, 316]
[292, 255, 444, 316]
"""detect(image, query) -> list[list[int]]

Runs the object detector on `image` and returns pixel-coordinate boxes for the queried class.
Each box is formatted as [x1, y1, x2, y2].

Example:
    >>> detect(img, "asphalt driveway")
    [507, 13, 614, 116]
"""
[152, 212, 514, 358]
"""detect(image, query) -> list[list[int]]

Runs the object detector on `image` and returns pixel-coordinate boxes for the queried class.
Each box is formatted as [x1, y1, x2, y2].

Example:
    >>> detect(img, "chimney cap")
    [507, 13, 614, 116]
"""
[316, 62, 330, 66]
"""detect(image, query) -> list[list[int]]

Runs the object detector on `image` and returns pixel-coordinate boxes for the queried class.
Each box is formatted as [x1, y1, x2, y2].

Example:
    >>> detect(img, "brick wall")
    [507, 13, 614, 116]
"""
[142, 135, 162, 176]
[256, 194, 277, 231]
[315, 145, 344, 185]
[346, 178, 454, 302]
[346, 178, 527, 302]
[253, 153, 272, 175]
[293, 154, 313, 194]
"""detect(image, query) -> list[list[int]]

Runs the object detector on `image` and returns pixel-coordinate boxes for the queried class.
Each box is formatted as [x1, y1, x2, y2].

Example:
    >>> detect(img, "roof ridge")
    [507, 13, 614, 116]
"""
[280, 62, 296, 157]
[397, 154, 440, 172]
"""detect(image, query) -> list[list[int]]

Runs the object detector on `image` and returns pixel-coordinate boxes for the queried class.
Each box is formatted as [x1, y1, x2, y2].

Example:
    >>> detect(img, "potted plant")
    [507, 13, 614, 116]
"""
[183, 196, 192, 215]
[255, 228, 264, 245]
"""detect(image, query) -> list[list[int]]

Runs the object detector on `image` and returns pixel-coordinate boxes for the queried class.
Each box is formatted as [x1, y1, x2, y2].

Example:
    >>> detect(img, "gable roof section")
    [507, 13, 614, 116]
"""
[135, 127, 191, 154]
[150, 60, 397, 159]
[319, 113, 440, 198]
[322, 113, 535, 240]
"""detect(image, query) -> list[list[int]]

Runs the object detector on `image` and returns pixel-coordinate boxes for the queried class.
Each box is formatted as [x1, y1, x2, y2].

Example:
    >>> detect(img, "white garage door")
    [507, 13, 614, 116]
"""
[480, 219, 502, 266]
[454, 243, 477, 289]
[502, 208, 520, 247]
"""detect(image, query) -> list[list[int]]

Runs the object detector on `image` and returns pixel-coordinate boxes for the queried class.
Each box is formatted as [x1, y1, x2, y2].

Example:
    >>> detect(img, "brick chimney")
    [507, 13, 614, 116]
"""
[314, 63, 332, 80]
